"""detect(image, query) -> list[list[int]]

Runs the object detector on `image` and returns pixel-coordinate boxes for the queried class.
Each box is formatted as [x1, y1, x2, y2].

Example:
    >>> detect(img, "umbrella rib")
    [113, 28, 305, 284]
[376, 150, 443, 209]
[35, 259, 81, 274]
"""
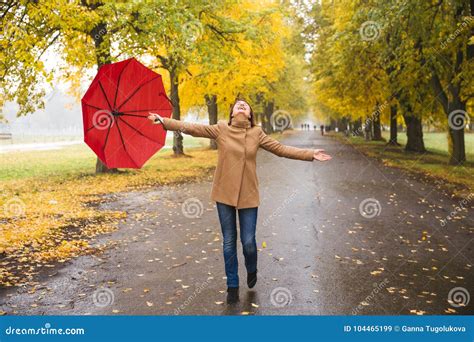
[116, 75, 160, 110]
[123, 108, 170, 113]
[116, 119, 127, 152]
[98, 81, 113, 110]
[84, 103, 103, 111]
[120, 113, 147, 118]
[102, 121, 113, 152]
[113, 58, 133, 109]
[86, 124, 97, 132]
[115, 119, 139, 168]
[118, 117, 162, 144]
[86, 116, 112, 132]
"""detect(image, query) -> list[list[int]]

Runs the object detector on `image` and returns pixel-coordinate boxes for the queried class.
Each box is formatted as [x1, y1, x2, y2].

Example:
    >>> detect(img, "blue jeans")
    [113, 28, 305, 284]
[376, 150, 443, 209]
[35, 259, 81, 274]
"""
[216, 202, 258, 288]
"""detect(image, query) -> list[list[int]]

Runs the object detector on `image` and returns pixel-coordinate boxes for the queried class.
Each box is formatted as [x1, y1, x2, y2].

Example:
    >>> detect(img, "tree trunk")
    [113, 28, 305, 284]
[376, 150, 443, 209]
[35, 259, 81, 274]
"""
[205, 94, 218, 150]
[447, 101, 466, 165]
[448, 129, 465, 165]
[90, 21, 117, 174]
[261, 113, 267, 132]
[430, 72, 467, 164]
[254, 93, 263, 126]
[387, 104, 399, 145]
[364, 116, 372, 141]
[255, 112, 261, 125]
[403, 114, 426, 153]
[339, 116, 349, 135]
[372, 113, 383, 141]
[352, 118, 362, 136]
[263, 101, 274, 134]
[169, 67, 184, 156]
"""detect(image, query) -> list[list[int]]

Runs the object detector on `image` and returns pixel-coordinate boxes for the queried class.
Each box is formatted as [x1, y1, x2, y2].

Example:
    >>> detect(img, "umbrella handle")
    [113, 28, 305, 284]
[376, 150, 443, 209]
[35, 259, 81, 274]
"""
[149, 112, 164, 125]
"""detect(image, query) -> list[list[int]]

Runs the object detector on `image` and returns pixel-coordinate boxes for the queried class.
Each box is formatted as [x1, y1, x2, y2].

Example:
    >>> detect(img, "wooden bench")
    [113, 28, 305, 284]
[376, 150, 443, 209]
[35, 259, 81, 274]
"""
[0, 133, 12, 140]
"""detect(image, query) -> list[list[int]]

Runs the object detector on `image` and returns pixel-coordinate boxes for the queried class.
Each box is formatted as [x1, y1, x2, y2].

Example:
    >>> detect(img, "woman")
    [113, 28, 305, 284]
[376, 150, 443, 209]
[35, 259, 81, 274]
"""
[148, 98, 331, 304]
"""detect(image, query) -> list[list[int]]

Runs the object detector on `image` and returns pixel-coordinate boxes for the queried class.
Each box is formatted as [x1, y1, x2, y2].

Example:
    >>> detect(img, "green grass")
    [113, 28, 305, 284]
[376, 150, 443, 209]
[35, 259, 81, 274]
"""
[0, 135, 209, 181]
[0, 137, 218, 287]
[331, 132, 473, 198]
[381, 131, 474, 160]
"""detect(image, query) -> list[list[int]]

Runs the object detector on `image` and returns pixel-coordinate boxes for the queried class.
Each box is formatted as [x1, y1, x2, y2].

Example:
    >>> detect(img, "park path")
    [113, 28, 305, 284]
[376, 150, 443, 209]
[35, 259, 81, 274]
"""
[1, 130, 472, 315]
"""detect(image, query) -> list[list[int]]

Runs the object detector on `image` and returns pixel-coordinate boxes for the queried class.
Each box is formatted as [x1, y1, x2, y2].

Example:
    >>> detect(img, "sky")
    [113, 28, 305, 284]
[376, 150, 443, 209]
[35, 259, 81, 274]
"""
[2, 47, 93, 136]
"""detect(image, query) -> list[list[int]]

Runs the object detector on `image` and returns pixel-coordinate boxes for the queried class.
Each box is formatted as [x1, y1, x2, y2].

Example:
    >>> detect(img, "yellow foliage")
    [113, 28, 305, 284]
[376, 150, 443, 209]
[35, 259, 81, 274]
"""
[0, 148, 217, 287]
[180, 0, 288, 112]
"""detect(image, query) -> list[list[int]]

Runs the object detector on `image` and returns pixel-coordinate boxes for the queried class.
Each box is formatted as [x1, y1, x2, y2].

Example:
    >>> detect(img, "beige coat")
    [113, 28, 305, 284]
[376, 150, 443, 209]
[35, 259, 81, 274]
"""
[162, 116, 314, 209]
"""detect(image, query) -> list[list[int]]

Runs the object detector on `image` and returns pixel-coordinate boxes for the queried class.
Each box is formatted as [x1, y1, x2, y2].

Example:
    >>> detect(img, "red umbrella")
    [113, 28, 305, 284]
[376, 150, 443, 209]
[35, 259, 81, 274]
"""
[81, 58, 172, 169]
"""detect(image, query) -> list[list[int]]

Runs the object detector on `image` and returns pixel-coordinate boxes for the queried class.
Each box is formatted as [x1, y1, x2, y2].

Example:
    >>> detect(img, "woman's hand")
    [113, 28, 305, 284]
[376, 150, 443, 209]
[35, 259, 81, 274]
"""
[148, 112, 164, 125]
[313, 149, 332, 162]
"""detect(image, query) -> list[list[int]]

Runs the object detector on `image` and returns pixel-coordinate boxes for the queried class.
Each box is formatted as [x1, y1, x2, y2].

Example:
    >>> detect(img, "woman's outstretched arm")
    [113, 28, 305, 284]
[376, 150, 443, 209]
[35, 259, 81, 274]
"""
[259, 128, 331, 162]
[148, 113, 220, 139]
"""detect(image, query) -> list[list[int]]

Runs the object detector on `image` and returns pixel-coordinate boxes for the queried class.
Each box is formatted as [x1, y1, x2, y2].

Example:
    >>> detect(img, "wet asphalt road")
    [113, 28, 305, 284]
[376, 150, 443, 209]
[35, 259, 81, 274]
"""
[1, 131, 472, 315]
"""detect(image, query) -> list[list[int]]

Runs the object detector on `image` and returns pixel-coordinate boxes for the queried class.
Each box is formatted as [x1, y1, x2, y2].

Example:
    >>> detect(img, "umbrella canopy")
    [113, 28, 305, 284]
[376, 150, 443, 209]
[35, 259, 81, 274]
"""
[81, 58, 172, 169]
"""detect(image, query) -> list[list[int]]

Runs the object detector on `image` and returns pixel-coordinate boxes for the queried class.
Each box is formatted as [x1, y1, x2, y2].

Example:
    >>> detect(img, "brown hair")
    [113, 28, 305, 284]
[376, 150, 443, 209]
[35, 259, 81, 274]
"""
[228, 97, 255, 127]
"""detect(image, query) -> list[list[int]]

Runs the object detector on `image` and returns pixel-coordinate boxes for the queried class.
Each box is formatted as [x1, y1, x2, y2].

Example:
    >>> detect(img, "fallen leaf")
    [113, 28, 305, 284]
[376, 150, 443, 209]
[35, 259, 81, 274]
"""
[409, 309, 426, 315]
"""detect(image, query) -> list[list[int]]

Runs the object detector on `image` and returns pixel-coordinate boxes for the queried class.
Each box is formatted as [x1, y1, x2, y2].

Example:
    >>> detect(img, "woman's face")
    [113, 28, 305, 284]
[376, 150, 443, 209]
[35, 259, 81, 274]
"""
[232, 100, 251, 119]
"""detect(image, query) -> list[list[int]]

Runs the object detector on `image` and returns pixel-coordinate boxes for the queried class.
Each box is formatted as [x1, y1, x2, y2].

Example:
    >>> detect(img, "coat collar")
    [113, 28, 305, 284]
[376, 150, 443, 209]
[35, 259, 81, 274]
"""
[230, 117, 251, 129]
